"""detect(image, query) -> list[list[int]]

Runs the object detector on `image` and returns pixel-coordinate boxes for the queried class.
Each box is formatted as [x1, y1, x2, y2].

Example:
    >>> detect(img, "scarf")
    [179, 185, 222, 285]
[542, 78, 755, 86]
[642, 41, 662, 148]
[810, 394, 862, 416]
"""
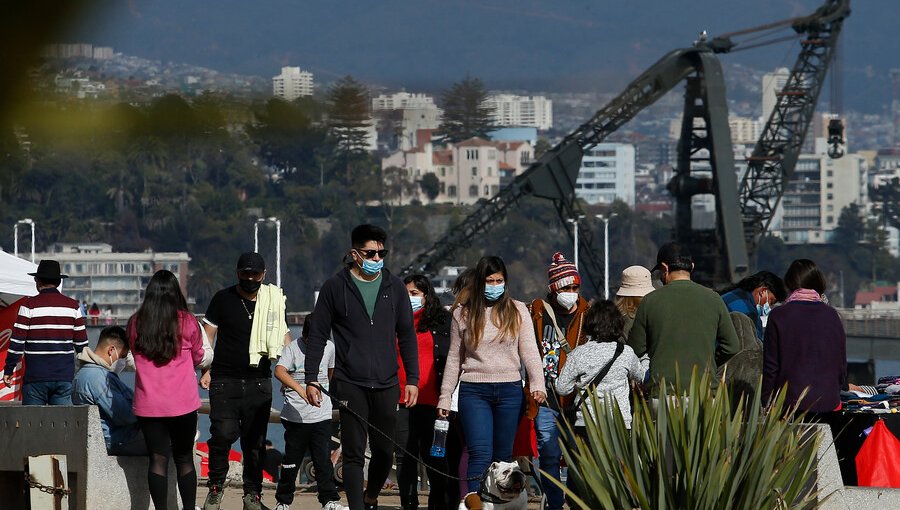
[784, 288, 822, 304]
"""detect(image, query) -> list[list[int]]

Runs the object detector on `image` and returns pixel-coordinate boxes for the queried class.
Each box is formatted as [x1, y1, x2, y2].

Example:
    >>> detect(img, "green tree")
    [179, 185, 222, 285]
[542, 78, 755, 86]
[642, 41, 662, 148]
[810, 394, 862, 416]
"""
[438, 77, 495, 143]
[870, 177, 900, 231]
[326, 76, 371, 156]
[420, 172, 441, 201]
[833, 203, 865, 247]
[247, 97, 326, 184]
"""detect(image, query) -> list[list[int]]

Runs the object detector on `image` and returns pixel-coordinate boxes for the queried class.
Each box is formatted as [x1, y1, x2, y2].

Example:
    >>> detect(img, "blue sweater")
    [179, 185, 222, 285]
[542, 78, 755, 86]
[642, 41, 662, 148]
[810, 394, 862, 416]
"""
[73, 362, 141, 452]
[761, 301, 847, 413]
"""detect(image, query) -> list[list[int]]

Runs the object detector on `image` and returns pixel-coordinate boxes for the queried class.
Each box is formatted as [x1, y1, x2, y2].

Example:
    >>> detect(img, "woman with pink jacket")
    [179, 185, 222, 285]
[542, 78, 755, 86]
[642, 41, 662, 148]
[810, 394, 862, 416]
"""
[127, 270, 204, 510]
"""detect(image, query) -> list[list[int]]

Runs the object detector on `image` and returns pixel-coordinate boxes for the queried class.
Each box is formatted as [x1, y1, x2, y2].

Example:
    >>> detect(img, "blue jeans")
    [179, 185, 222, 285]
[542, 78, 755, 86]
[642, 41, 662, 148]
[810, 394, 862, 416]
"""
[22, 381, 73, 405]
[535, 406, 565, 509]
[457, 381, 523, 493]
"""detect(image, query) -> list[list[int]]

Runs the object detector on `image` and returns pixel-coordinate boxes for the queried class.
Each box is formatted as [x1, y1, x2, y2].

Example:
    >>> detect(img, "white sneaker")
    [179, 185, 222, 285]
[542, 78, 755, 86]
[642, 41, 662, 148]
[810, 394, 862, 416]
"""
[322, 501, 348, 510]
[274, 504, 290, 510]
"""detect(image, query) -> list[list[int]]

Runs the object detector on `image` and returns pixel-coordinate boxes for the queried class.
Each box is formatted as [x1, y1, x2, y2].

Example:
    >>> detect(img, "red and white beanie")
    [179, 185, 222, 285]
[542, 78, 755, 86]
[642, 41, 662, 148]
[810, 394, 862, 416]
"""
[547, 251, 581, 293]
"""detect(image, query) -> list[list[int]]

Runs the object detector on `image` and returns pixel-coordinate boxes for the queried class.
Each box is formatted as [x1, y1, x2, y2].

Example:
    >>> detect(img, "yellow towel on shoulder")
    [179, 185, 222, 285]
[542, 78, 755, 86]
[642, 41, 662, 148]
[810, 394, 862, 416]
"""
[249, 283, 289, 367]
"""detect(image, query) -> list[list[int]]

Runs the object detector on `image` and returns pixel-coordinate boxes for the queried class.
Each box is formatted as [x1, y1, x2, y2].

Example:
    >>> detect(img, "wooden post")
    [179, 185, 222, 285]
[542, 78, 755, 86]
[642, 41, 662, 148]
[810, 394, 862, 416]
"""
[27, 455, 69, 510]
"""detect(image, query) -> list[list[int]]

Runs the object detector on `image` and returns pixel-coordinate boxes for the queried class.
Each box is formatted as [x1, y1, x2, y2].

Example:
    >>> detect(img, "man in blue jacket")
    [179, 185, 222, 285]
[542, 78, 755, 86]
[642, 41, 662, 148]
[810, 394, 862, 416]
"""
[73, 326, 146, 455]
[305, 224, 419, 510]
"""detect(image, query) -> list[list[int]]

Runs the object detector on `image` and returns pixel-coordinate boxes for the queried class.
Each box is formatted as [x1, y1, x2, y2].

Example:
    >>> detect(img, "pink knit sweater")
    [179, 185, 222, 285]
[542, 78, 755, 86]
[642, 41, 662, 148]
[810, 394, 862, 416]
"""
[437, 300, 546, 411]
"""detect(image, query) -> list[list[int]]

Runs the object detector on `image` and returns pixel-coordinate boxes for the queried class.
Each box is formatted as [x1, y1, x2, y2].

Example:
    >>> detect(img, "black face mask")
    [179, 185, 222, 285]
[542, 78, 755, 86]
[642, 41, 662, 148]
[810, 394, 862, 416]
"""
[239, 279, 262, 294]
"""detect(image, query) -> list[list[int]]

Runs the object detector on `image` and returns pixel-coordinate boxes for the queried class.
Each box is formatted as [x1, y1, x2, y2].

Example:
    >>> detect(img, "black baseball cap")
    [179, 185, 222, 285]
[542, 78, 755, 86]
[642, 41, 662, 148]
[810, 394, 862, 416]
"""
[236, 252, 266, 272]
[652, 242, 693, 272]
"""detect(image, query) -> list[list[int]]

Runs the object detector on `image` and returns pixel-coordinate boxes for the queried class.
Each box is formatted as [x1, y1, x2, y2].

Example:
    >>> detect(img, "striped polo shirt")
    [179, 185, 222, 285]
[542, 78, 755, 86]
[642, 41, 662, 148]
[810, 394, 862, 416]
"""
[4, 288, 88, 383]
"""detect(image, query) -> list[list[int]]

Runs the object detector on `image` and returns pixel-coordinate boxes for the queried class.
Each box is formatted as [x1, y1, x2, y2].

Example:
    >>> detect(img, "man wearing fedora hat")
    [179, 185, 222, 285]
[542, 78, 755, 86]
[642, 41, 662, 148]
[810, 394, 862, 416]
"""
[3, 259, 88, 405]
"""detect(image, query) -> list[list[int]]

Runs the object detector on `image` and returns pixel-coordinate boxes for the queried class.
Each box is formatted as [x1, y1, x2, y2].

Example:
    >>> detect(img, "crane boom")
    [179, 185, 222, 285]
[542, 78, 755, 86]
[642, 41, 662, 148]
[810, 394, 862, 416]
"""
[739, 0, 850, 254]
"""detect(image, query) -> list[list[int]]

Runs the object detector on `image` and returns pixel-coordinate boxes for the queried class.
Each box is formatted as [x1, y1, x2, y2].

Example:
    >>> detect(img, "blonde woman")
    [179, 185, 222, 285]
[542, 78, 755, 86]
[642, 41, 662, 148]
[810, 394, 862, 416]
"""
[437, 256, 546, 502]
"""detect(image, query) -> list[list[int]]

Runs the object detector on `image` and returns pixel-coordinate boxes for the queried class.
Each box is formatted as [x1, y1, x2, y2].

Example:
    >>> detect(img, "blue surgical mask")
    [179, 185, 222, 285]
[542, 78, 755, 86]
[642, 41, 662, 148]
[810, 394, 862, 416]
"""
[484, 283, 505, 301]
[756, 290, 771, 317]
[358, 256, 384, 276]
[409, 295, 424, 312]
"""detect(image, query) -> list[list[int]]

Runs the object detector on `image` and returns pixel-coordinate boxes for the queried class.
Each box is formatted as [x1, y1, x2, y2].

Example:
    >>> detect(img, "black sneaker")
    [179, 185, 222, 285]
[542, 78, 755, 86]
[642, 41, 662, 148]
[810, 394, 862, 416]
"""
[363, 501, 378, 510]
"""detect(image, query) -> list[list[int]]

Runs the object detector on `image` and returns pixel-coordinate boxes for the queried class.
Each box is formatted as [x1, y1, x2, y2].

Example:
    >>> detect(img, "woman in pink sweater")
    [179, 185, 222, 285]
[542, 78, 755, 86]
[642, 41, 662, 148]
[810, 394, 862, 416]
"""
[438, 256, 546, 502]
[127, 270, 204, 510]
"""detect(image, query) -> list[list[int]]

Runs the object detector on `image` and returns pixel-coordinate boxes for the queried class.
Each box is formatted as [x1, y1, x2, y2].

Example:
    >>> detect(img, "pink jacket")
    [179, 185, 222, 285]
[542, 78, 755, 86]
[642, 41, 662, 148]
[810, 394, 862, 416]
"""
[128, 310, 204, 417]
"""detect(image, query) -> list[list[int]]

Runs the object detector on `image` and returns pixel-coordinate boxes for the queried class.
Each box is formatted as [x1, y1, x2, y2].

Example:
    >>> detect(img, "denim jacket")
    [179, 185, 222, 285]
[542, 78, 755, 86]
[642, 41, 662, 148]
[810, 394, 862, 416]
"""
[73, 361, 141, 452]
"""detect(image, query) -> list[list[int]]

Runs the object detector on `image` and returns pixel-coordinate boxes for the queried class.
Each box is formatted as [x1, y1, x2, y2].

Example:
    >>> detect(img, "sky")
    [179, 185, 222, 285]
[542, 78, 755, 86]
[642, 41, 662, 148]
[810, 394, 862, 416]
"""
[63, 0, 899, 110]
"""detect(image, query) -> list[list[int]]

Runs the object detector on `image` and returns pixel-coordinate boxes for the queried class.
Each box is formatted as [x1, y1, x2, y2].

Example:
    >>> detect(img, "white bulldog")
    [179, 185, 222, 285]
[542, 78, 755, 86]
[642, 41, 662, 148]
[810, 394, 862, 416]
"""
[459, 460, 528, 510]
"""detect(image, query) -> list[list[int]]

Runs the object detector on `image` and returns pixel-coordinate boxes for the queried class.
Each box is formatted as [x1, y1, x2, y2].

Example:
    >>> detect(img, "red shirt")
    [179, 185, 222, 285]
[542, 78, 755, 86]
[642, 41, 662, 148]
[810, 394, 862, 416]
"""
[397, 310, 439, 406]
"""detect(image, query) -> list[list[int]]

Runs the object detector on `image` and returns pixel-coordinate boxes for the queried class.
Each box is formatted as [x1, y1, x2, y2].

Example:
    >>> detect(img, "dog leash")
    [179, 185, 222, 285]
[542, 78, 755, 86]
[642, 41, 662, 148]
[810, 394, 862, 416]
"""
[312, 383, 498, 483]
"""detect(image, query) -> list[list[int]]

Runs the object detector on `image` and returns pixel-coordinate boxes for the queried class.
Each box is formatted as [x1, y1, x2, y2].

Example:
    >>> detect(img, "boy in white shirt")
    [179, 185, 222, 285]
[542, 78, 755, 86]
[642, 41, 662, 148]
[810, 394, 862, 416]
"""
[273, 316, 347, 510]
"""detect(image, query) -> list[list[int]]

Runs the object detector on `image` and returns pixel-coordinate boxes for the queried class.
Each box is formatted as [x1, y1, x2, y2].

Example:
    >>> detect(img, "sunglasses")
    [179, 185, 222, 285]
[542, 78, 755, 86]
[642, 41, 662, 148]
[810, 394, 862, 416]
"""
[356, 249, 388, 259]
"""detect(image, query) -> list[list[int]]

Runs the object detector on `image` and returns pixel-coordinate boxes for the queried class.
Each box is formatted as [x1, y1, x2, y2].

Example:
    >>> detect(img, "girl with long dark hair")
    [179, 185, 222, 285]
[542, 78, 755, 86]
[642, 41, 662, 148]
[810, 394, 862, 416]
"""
[127, 270, 204, 509]
[437, 256, 546, 505]
[395, 274, 455, 509]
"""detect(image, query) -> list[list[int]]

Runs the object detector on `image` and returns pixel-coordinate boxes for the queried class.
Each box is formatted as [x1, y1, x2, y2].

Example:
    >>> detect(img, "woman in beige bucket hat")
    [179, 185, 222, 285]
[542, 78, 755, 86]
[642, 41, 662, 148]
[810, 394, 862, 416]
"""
[615, 265, 656, 339]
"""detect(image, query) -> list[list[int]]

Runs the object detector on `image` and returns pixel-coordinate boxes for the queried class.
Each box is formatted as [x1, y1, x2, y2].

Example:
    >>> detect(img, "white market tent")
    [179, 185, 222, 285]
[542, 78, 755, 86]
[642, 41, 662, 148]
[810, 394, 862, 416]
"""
[0, 250, 38, 307]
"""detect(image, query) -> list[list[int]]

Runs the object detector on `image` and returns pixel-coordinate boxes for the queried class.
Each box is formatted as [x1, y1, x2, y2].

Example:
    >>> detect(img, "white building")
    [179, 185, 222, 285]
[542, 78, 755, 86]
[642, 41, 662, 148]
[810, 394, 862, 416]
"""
[762, 67, 791, 121]
[484, 94, 553, 130]
[372, 93, 443, 151]
[272, 66, 314, 101]
[372, 92, 437, 111]
[39, 243, 191, 319]
[380, 137, 532, 205]
[575, 143, 636, 206]
[771, 138, 868, 244]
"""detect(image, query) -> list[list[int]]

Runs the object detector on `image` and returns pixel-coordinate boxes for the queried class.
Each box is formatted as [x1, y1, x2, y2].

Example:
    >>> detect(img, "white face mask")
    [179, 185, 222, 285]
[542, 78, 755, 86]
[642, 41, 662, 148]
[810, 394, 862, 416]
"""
[556, 292, 579, 310]
[110, 348, 127, 374]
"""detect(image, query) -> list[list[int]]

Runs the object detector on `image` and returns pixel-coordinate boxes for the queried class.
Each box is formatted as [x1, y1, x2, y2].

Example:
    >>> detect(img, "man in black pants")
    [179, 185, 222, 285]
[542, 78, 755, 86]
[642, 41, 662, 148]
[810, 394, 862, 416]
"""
[202, 252, 291, 510]
[305, 224, 419, 510]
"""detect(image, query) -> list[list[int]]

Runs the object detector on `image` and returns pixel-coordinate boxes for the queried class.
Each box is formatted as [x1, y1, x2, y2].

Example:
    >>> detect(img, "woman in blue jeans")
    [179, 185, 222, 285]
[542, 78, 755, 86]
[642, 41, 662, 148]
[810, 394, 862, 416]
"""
[437, 256, 546, 506]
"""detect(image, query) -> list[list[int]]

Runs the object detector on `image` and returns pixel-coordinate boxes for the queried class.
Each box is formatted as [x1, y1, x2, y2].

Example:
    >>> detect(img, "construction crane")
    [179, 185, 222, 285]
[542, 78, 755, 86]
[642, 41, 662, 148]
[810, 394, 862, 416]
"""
[401, 0, 851, 292]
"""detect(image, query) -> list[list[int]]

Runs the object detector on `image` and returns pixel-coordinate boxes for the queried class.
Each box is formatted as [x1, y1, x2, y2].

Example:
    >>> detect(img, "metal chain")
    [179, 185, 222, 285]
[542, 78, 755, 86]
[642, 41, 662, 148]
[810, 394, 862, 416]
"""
[24, 473, 72, 496]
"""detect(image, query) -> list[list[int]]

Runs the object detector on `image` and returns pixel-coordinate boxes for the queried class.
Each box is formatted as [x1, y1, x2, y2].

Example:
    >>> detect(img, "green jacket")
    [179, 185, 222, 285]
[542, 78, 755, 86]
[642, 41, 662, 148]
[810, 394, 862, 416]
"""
[627, 279, 740, 390]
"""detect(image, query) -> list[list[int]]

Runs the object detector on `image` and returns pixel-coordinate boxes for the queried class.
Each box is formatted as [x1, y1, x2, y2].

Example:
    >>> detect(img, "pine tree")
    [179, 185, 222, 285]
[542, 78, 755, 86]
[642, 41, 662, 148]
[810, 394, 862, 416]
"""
[438, 77, 495, 143]
[326, 76, 371, 156]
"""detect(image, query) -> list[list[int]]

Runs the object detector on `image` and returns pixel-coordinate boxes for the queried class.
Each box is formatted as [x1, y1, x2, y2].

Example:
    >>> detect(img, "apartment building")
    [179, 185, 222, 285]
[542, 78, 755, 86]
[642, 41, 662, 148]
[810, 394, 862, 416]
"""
[484, 94, 553, 130]
[575, 143, 636, 206]
[272, 66, 314, 101]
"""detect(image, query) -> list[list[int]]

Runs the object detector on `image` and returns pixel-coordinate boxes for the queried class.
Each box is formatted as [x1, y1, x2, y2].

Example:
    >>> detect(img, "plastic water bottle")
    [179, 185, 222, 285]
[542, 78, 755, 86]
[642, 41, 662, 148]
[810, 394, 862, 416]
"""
[430, 417, 449, 458]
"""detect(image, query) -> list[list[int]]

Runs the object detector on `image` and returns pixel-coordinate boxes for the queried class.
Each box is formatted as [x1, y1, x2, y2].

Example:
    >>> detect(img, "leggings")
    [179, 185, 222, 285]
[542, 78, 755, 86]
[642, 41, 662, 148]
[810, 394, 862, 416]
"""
[138, 411, 198, 510]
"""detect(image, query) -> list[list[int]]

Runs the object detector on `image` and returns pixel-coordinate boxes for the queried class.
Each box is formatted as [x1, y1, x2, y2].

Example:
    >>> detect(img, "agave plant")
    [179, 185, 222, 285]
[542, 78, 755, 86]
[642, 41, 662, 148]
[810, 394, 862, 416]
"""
[549, 369, 822, 510]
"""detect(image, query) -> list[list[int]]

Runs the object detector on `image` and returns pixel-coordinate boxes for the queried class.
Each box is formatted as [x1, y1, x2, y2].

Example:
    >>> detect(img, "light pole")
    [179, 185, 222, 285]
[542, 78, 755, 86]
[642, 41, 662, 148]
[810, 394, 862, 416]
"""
[14, 218, 35, 263]
[254, 217, 282, 288]
[596, 213, 616, 300]
[566, 214, 586, 270]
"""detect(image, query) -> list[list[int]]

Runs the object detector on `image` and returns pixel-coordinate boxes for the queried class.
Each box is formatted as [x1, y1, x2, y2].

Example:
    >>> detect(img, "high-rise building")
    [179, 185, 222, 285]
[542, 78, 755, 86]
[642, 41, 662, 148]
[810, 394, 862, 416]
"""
[371, 92, 437, 111]
[575, 143, 636, 206]
[372, 92, 442, 151]
[772, 138, 868, 244]
[272, 66, 314, 101]
[484, 94, 553, 130]
[761, 67, 791, 122]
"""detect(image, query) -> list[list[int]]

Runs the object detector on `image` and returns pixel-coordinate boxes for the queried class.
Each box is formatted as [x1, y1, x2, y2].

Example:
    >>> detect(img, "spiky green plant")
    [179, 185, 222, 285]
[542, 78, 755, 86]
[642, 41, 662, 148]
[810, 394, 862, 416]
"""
[548, 369, 822, 510]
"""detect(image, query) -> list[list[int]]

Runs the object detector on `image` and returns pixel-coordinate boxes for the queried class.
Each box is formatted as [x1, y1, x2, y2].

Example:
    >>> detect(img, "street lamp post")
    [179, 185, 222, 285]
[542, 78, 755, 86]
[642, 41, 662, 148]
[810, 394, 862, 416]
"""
[596, 214, 616, 300]
[14, 218, 35, 263]
[254, 217, 282, 288]
[566, 215, 585, 270]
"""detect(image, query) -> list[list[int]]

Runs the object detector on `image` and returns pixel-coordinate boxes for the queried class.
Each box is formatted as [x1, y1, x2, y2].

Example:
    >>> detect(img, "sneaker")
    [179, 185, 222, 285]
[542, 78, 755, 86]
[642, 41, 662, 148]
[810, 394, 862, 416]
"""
[274, 503, 290, 510]
[363, 500, 378, 510]
[322, 501, 348, 510]
[242, 493, 271, 510]
[203, 485, 224, 510]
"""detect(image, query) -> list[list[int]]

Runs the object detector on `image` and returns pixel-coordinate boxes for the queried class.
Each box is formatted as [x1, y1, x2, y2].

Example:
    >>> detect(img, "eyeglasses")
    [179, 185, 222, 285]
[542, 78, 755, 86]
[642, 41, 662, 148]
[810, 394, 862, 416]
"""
[356, 249, 388, 259]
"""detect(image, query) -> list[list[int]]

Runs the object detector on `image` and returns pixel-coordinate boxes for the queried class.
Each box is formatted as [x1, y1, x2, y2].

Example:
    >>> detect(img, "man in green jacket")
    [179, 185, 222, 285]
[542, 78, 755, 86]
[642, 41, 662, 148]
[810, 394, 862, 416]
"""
[628, 242, 740, 391]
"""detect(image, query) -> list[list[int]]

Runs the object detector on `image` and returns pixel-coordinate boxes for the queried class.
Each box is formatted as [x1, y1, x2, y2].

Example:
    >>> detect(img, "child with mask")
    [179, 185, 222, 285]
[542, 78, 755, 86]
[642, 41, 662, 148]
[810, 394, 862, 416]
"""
[720, 271, 787, 341]
[437, 256, 546, 508]
[273, 313, 348, 510]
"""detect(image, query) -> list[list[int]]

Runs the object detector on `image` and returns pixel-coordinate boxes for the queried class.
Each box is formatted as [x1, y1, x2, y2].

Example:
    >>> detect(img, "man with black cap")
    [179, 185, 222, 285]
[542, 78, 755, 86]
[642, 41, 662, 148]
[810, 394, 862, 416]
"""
[2, 259, 88, 405]
[202, 252, 291, 510]
[627, 242, 740, 392]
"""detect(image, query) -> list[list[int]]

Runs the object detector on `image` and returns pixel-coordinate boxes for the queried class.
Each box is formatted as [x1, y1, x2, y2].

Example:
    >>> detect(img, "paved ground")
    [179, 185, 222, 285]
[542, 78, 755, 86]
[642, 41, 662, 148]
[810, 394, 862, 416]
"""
[196, 485, 546, 509]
